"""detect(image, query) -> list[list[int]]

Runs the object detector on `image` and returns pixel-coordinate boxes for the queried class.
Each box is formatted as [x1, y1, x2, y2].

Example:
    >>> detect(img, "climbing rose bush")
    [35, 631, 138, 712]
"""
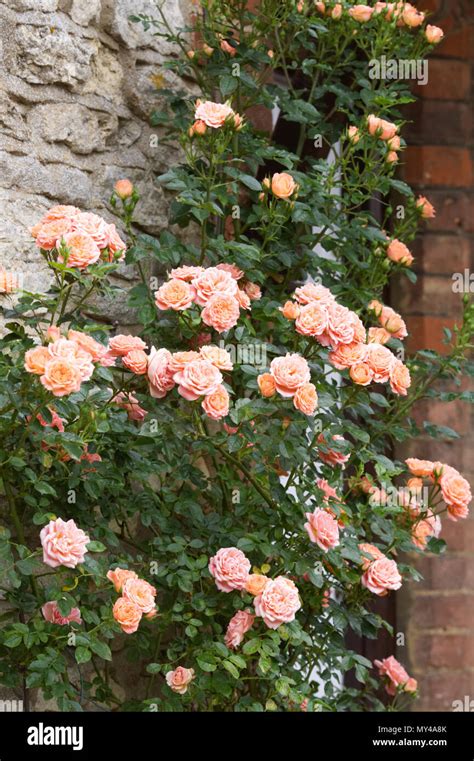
[0, 1, 472, 712]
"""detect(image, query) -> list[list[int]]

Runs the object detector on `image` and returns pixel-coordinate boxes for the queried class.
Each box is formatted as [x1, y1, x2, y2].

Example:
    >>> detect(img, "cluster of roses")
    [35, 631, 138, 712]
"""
[349, 113, 402, 166]
[280, 282, 411, 394]
[311, 0, 444, 46]
[208, 547, 302, 639]
[31, 205, 126, 270]
[108, 568, 157, 635]
[257, 352, 318, 416]
[189, 99, 243, 136]
[24, 326, 115, 398]
[359, 543, 402, 596]
[154, 264, 261, 334]
[406, 458, 472, 522]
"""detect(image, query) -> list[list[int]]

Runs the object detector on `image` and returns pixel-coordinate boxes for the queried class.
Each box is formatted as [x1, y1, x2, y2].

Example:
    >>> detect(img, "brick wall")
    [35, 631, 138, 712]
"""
[395, 0, 474, 711]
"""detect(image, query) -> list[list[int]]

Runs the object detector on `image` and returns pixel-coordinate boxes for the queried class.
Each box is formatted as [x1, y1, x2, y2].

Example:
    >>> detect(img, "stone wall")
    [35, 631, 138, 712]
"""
[0, 0, 192, 322]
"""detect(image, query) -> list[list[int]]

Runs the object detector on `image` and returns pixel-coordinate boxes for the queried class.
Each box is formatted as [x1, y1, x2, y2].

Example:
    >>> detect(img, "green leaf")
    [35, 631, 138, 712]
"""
[75, 647, 92, 664]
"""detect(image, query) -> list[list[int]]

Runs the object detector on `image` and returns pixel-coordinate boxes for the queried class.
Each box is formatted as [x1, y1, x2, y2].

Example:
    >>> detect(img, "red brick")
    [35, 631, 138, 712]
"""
[414, 634, 474, 668]
[441, 520, 474, 552]
[404, 101, 471, 146]
[412, 398, 470, 435]
[403, 147, 472, 187]
[413, 235, 472, 274]
[437, 26, 474, 60]
[414, 555, 474, 591]
[399, 274, 462, 317]
[405, 315, 458, 353]
[414, 192, 472, 233]
[413, 60, 471, 100]
[415, 672, 474, 712]
[413, 594, 474, 629]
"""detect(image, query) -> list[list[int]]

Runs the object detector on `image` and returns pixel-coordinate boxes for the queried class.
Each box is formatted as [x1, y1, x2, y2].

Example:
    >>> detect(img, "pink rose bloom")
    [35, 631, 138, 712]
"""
[113, 597, 142, 634]
[199, 345, 233, 371]
[374, 656, 417, 696]
[406, 458, 435, 477]
[170, 265, 204, 281]
[122, 577, 157, 614]
[67, 329, 107, 363]
[47, 339, 94, 382]
[425, 24, 444, 44]
[379, 306, 407, 339]
[225, 610, 255, 649]
[387, 238, 413, 266]
[325, 303, 366, 347]
[367, 327, 391, 345]
[40, 205, 82, 224]
[33, 407, 65, 432]
[122, 349, 148, 375]
[201, 293, 241, 333]
[35, 218, 73, 250]
[316, 478, 338, 501]
[254, 576, 301, 629]
[166, 666, 195, 694]
[216, 263, 244, 280]
[293, 383, 318, 416]
[402, 3, 424, 27]
[361, 557, 402, 596]
[359, 543, 385, 571]
[439, 471, 472, 521]
[147, 347, 176, 398]
[295, 302, 328, 338]
[367, 115, 398, 140]
[416, 195, 436, 219]
[389, 359, 411, 396]
[113, 392, 147, 421]
[329, 341, 367, 369]
[174, 358, 222, 401]
[318, 433, 350, 467]
[202, 385, 230, 419]
[108, 334, 147, 357]
[236, 288, 251, 310]
[40, 518, 90, 569]
[366, 343, 396, 383]
[195, 100, 235, 128]
[155, 279, 196, 311]
[294, 282, 335, 307]
[72, 212, 109, 249]
[107, 567, 139, 592]
[105, 224, 127, 260]
[208, 547, 251, 592]
[270, 353, 311, 397]
[349, 4, 374, 21]
[192, 267, 238, 306]
[58, 231, 101, 269]
[40, 358, 83, 396]
[304, 508, 340, 552]
[42, 601, 82, 626]
[168, 351, 201, 375]
[244, 281, 262, 300]
[270, 172, 298, 200]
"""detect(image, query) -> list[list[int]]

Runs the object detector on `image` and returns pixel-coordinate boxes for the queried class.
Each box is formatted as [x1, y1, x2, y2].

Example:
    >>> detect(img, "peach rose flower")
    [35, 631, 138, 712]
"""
[170, 265, 204, 282]
[402, 3, 424, 27]
[254, 576, 301, 629]
[216, 262, 244, 280]
[104, 224, 127, 261]
[366, 343, 396, 383]
[349, 4, 374, 21]
[294, 283, 335, 307]
[114, 179, 134, 199]
[387, 238, 413, 266]
[440, 471, 472, 521]
[201, 293, 241, 333]
[367, 115, 398, 140]
[236, 288, 251, 310]
[108, 334, 147, 357]
[361, 557, 402, 596]
[42, 601, 82, 626]
[270, 353, 311, 397]
[359, 543, 384, 571]
[155, 279, 196, 311]
[293, 383, 318, 415]
[367, 327, 390, 345]
[147, 347, 175, 398]
[331, 3, 342, 19]
[47, 338, 94, 382]
[244, 281, 262, 301]
[329, 341, 368, 369]
[195, 100, 235, 128]
[168, 351, 201, 374]
[379, 306, 407, 339]
[192, 267, 238, 306]
[416, 195, 436, 218]
[199, 345, 233, 371]
[348, 125, 360, 143]
[208, 547, 251, 592]
[425, 24, 444, 44]
[40, 358, 83, 396]
[113, 392, 147, 422]
[280, 301, 300, 320]
[107, 567, 139, 593]
[389, 359, 411, 396]
[40, 518, 90, 569]
[166, 666, 195, 694]
[350, 362, 374, 386]
[67, 330, 107, 363]
[35, 218, 73, 250]
[304, 508, 340, 552]
[374, 656, 417, 696]
[58, 231, 101, 269]
[245, 574, 270, 596]
[295, 303, 328, 338]
[318, 433, 350, 466]
[258, 372, 277, 397]
[122, 577, 157, 614]
[326, 303, 366, 347]
[72, 212, 109, 249]
[24, 345, 51, 375]
[270, 172, 298, 199]
[113, 597, 142, 634]
[122, 349, 148, 375]
[174, 358, 222, 400]
[406, 458, 434, 477]
[225, 610, 255, 649]
[202, 385, 230, 419]
[40, 205, 82, 224]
